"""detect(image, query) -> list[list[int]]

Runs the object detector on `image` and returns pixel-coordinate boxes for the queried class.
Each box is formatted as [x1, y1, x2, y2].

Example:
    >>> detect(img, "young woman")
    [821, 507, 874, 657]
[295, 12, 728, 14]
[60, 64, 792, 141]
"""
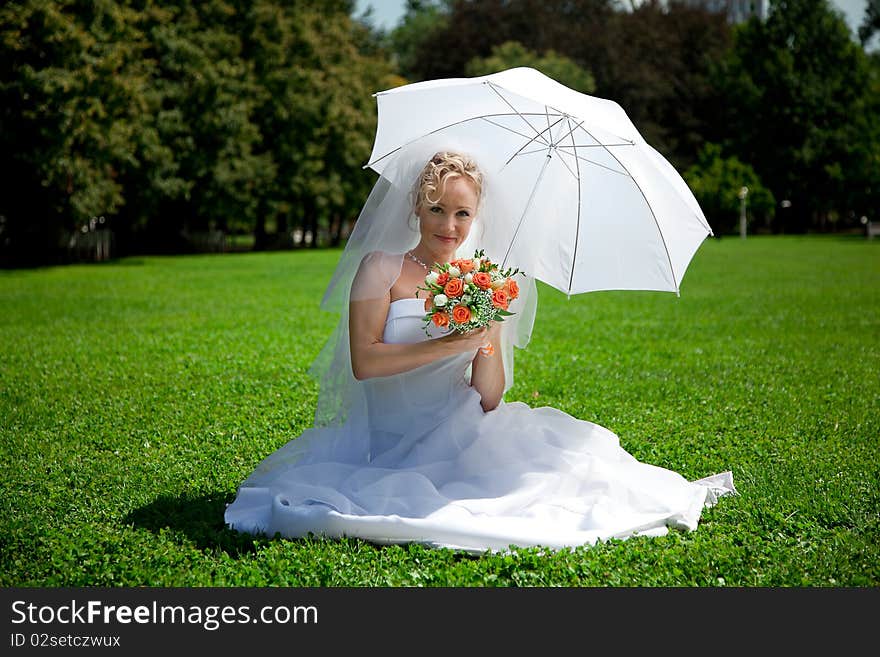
[225, 149, 734, 553]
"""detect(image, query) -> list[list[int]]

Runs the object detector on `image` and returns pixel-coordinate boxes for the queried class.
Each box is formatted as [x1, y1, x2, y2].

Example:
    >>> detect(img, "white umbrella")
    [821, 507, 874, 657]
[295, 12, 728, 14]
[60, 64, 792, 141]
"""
[364, 67, 713, 296]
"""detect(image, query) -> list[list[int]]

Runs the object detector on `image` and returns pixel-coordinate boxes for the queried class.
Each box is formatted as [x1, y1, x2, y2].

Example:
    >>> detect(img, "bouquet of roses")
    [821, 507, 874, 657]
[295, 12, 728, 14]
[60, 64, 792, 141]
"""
[417, 249, 524, 355]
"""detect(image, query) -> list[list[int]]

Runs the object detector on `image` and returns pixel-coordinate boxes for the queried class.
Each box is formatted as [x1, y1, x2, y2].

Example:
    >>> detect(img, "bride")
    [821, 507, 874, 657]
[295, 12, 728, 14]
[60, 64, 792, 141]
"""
[224, 147, 735, 553]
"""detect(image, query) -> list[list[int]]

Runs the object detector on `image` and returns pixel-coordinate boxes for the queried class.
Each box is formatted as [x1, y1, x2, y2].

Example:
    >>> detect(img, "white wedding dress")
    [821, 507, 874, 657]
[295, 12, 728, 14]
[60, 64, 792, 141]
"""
[225, 297, 735, 553]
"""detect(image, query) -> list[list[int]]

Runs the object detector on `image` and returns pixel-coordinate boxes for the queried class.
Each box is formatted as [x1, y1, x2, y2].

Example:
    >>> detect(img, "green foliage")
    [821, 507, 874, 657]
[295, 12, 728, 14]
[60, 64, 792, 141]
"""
[605, 1, 734, 166]
[0, 0, 394, 262]
[390, 0, 731, 168]
[3, 0, 879, 263]
[708, 0, 880, 231]
[858, 0, 880, 46]
[141, 1, 273, 236]
[465, 41, 595, 94]
[387, 0, 880, 233]
[385, 0, 450, 80]
[684, 143, 775, 234]
[840, 47, 880, 224]
[391, 0, 619, 85]
[232, 1, 395, 248]
[0, 1, 156, 247]
[1, 237, 878, 586]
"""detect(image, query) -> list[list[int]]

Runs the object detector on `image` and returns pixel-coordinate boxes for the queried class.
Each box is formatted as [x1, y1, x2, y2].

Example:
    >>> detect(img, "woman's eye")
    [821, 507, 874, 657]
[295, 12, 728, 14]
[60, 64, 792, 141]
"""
[430, 206, 442, 213]
[457, 211, 470, 218]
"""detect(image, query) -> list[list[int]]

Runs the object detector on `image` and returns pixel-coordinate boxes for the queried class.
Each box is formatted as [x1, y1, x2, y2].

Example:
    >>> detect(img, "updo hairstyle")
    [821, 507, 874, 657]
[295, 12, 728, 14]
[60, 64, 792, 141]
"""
[411, 151, 484, 215]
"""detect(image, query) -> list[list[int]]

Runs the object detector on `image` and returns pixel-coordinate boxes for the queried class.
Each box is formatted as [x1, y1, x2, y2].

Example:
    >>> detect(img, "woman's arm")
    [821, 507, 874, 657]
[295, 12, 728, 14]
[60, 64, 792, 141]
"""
[469, 321, 505, 412]
[349, 296, 490, 381]
[348, 251, 496, 381]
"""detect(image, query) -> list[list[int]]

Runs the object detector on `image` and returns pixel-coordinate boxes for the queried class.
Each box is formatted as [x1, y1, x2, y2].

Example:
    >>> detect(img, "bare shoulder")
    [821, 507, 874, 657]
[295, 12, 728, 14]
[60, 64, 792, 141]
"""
[359, 250, 404, 272]
[352, 250, 404, 302]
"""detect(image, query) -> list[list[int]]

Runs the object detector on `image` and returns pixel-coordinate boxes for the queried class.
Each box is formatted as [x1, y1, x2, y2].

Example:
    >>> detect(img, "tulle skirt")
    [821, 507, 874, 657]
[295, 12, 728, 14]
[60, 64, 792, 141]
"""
[225, 383, 735, 553]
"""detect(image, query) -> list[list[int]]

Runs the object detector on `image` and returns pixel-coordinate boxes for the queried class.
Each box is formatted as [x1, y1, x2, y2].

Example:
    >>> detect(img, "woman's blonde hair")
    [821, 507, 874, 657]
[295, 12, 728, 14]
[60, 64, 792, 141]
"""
[412, 151, 484, 214]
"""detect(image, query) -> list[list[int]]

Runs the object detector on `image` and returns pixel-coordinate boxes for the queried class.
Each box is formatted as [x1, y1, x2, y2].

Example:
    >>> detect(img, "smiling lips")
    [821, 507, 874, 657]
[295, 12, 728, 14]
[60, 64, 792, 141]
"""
[435, 235, 457, 242]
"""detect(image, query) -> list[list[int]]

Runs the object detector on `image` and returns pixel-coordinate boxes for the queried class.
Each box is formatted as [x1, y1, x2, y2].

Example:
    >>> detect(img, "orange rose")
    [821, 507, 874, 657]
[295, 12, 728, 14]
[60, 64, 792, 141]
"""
[492, 288, 509, 310]
[444, 278, 464, 297]
[436, 271, 449, 287]
[452, 304, 471, 323]
[424, 296, 434, 312]
[432, 311, 449, 328]
[472, 271, 492, 290]
[504, 278, 519, 300]
[452, 258, 475, 274]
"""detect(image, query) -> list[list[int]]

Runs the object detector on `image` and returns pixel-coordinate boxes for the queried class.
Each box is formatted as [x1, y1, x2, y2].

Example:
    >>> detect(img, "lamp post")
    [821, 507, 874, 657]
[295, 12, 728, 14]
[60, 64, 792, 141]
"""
[780, 199, 792, 235]
[738, 186, 749, 239]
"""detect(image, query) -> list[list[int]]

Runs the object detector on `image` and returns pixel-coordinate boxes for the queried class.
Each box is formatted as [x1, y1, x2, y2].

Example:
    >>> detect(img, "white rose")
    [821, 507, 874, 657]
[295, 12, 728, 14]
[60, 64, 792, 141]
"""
[433, 294, 448, 307]
[491, 278, 505, 290]
[425, 271, 439, 285]
[447, 265, 461, 278]
[464, 273, 473, 283]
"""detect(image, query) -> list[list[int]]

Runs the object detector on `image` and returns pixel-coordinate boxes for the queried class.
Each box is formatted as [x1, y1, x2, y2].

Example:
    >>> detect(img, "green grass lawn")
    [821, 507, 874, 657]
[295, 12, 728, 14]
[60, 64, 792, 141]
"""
[1, 235, 878, 586]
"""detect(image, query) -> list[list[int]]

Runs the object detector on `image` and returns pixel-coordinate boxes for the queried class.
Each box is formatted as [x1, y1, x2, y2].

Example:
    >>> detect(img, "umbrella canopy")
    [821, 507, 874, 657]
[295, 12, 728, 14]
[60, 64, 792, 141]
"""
[365, 67, 713, 296]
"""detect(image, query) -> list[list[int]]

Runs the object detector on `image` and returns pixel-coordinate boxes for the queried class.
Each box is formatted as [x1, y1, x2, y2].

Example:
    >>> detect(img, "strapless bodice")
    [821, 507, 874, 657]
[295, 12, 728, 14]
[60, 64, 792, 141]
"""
[382, 297, 450, 343]
[362, 298, 477, 443]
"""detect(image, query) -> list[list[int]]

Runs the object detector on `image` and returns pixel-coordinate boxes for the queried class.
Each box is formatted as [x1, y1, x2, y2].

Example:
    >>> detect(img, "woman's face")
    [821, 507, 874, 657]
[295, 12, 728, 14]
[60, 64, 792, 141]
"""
[415, 176, 478, 254]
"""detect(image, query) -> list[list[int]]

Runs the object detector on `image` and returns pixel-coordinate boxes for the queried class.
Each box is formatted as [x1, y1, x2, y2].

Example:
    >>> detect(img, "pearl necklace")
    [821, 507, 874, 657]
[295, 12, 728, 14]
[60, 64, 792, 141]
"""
[406, 250, 429, 271]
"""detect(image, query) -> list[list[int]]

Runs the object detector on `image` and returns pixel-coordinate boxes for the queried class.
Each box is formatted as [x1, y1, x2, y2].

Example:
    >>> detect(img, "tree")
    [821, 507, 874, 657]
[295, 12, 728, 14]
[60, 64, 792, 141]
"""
[385, 0, 450, 81]
[606, 1, 733, 169]
[388, 0, 732, 171]
[123, 0, 274, 252]
[684, 142, 775, 234]
[707, 0, 879, 232]
[835, 49, 880, 225]
[465, 41, 596, 94]
[0, 0, 399, 263]
[0, 0, 156, 263]
[859, 0, 880, 47]
[238, 1, 396, 249]
[145, 0, 395, 250]
[395, 0, 618, 87]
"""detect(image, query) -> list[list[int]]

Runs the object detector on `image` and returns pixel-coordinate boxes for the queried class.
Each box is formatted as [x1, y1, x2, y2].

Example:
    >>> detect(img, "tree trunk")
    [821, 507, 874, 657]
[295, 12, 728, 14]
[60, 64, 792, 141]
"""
[330, 212, 342, 247]
[309, 211, 319, 248]
[276, 211, 288, 246]
[253, 201, 268, 251]
[303, 197, 318, 249]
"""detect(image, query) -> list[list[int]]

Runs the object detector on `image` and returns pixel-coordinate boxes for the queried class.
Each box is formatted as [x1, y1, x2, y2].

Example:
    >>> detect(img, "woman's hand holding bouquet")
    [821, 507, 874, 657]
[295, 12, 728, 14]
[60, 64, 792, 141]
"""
[417, 249, 523, 357]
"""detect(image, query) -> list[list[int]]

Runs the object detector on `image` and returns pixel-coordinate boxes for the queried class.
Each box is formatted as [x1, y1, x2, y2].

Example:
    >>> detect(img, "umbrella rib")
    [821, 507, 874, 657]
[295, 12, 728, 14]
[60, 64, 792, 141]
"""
[567, 153, 631, 177]
[557, 142, 635, 149]
[517, 147, 557, 157]
[567, 123, 712, 236]
[566, 117, 583, 296]
[573, 122, 680, 294]
[545, 108, 576, 180]
[364, 112, 552, 170]
[485, 81, 548, 144]
[479, 117, 545, 143]
[556, 107, 636, 145]
[554, 118, 586, 147]
[502, 152, 554, 269]
[552, 119, 602, 181]
[554, 146, 579, 181]
[503, 115, 566, 167]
